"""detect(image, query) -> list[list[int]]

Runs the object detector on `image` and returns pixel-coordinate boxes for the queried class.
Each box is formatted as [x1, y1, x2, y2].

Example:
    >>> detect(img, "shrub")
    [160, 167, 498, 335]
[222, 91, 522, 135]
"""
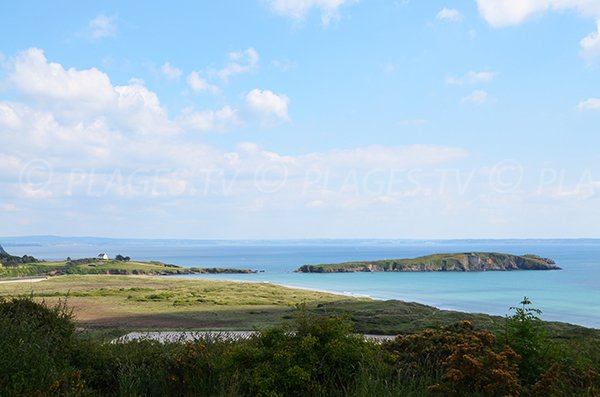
[530, 362, 600, 397]
[428, 324, 521, 396]
[503, 297, 551, 384]
[166, 338, 234, 396]
[385, 321, 521, 397]
[224, 310, 376, 397]
[0, 296, 83, 396]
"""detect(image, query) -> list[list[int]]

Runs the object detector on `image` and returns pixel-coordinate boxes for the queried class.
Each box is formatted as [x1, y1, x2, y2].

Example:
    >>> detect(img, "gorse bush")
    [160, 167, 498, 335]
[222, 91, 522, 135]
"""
[385, 320, 521, 397]
[529, 362, 600, 397]
[429, 323, 521, 396]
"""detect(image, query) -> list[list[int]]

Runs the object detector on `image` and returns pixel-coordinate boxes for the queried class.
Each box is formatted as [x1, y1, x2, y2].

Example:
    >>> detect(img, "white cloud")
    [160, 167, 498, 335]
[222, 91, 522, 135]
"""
[209, 47, 259, 82]
[0, 203, 17, 211]
[178, 105, 238, 132]
[88, 14, 118, 39]
[186, 71, 220, 94]
[0, 47, 477, 232]
[398, 119, 429, 126]
[460, 90, 488, 105]
[0, 154, 26, 176]
[9, 48, 116, 107]
[577, 97, 600, 110]
[113, 79, 177, 134]
[246, 89, 290, 123]
[436, 7, 464, 22]
[476, 0, 600, 27]
[312, 145, 467, 169]
[161, 62, 182, 80]
[265, 0, 353, 25]
[446, 71, 495, 85]
[581, 20, 600, 64]
[476, 2, 600, 65]
[272, 59, 296, 71]
[306, 199, 324, 207]
[4, 48, 240, 139]
[0, 102, 23, 129]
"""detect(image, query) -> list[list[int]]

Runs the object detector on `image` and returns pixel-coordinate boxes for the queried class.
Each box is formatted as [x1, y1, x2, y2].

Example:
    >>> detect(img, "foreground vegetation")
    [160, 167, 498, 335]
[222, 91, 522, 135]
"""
[1, 296, 599, 396]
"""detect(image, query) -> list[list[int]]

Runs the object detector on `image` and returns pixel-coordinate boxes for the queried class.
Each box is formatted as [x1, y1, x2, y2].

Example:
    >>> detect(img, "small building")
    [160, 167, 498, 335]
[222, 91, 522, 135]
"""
[97, 253, 109, 260]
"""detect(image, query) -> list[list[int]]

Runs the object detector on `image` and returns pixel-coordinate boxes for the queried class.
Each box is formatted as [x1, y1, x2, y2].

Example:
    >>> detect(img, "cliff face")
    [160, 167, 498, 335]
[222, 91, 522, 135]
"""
[296, 253, 560, 273]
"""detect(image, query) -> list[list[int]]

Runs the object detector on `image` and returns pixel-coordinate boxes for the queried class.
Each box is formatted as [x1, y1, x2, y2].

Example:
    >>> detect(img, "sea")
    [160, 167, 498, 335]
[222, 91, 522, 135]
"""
[3, 237, 599, 329]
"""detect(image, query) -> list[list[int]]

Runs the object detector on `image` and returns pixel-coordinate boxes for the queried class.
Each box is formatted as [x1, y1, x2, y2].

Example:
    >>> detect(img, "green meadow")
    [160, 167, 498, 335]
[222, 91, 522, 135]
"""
[1, 274, 598, 342]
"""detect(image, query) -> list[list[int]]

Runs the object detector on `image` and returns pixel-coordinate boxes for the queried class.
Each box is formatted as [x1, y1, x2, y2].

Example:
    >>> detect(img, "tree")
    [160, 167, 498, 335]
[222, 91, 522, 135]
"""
[504, 297, 549, 384]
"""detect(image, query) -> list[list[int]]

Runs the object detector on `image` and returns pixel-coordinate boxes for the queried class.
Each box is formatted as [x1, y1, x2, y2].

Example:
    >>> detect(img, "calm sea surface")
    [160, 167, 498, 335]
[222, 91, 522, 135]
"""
[5, 238, 600, 328]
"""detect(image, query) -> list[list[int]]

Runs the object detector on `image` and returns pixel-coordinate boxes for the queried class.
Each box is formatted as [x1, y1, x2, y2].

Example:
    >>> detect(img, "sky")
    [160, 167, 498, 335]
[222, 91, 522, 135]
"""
[1, 0, 600, 239]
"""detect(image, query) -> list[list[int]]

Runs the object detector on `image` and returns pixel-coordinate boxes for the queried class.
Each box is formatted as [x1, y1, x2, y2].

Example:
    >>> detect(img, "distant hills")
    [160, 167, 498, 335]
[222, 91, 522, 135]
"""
[1, 235, 600, 248]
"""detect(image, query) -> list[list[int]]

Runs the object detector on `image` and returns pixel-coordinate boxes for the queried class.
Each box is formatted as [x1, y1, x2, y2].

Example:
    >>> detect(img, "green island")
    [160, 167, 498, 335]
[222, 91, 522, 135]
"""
[0, 245, 255, 277]
[1, 248, 598, 396]
[296, 252, 561, 273]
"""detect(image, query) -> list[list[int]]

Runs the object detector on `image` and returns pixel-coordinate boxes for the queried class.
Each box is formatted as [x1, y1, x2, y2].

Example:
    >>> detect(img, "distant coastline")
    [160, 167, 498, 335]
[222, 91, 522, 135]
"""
[0, 244, 256, 278]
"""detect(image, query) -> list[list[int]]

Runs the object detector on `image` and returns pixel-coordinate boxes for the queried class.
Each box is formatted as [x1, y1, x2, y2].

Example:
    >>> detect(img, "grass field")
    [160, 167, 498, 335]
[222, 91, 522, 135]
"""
[0, 274, 598, 343]
[0, 275, 354, 330]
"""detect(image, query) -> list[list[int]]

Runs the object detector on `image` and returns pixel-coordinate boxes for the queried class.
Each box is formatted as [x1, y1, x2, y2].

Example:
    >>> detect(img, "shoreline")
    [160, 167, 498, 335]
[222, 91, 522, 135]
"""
[1, 273, 598, 332]
[171, 273, 600, 330]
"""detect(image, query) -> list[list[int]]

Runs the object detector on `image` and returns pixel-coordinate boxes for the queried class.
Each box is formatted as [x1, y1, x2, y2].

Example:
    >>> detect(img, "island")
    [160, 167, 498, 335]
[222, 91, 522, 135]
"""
[0, 244, 255, 278]
[295, 252, 561, 273]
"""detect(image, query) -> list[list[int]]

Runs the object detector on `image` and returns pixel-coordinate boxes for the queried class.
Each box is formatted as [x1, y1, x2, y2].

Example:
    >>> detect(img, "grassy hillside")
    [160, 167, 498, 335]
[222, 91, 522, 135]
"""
[297, 252, 561, 273]
[0, 258, 255, 278]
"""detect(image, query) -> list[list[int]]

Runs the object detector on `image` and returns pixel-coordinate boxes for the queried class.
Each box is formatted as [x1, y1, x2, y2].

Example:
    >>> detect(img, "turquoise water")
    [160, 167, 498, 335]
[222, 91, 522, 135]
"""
[4, 238, 600, 328]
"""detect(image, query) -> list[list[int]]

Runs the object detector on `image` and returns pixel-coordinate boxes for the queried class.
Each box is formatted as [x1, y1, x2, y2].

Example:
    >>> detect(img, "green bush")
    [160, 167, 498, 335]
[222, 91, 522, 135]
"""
[0, 296, 82, 396]
[503, 297, 552, 385]
[224, 310, 377, 397]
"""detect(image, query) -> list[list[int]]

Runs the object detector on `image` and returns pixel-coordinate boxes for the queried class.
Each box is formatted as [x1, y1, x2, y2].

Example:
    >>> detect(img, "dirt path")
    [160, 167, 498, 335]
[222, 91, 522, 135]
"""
[0, 276, 47, 284]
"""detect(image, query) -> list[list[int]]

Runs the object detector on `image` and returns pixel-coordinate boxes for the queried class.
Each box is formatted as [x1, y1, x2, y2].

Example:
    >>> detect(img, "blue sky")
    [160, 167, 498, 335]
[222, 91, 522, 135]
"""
[1, 0, 599, 239]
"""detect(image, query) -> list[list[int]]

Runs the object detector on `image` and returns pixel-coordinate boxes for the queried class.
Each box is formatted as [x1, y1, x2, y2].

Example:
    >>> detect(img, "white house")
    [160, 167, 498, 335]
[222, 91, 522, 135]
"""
[97, 253, 109, 260]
